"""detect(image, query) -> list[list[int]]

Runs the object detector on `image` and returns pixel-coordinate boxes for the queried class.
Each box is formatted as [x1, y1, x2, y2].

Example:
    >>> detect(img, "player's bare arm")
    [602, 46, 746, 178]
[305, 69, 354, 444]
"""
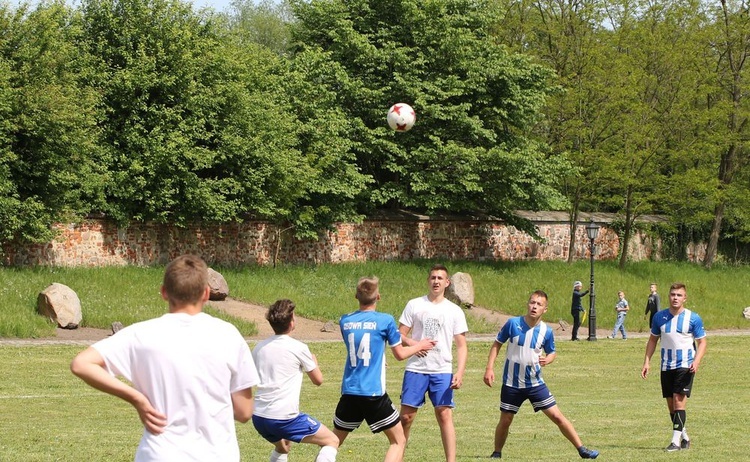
[539, 351, 556, 367]
[690, 337, 707, 373]
[641, 335, 658, 379]
[391, 338, 437, 361]
[231, 388, 253, 423]
[483, 340, 503, 387]
[451, 332, 468, 389]
[71, 347, 167, 434]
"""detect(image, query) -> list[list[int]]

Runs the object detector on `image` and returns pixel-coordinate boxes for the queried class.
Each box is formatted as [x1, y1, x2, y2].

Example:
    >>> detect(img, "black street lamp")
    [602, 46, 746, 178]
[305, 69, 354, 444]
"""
[585, 219, 600, 341]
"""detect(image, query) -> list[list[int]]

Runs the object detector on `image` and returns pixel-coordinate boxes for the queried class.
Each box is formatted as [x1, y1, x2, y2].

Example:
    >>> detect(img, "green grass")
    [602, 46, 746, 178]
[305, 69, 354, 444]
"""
[0, 335, 747, 461]
[2, 260, 750, 338]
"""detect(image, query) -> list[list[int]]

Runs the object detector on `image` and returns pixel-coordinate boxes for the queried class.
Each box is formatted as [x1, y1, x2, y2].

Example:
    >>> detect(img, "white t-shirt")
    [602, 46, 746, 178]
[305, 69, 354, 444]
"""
[252, 335, 318, 419]
[93, 312, 259, 462]
[399, 296, 468, 374]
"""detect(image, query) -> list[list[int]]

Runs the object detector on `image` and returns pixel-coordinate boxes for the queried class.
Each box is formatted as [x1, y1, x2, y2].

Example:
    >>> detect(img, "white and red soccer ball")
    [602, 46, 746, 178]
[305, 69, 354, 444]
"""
[387, 103, 416, 132]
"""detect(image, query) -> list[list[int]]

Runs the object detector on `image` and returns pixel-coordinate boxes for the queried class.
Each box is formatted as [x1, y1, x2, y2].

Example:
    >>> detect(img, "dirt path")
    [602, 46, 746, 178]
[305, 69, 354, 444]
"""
[10, 298, 749, 346]
[32, 298, 602, 344]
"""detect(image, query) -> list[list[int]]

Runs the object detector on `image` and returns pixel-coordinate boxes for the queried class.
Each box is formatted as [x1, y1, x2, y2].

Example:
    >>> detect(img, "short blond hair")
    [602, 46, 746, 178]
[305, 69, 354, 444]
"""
[356, 276, 379, 305]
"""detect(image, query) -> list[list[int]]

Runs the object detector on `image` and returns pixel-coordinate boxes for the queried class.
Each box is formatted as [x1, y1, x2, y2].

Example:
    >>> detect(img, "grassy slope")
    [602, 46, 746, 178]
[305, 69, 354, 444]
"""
[2, 260, 749, 338]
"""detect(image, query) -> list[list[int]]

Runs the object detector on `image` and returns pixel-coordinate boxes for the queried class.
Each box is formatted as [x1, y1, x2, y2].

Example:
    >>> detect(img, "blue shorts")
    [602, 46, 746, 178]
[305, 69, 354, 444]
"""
[500, 384, 556, 414]
[252, 413, 322, 443]
[400, 371, 455, 409]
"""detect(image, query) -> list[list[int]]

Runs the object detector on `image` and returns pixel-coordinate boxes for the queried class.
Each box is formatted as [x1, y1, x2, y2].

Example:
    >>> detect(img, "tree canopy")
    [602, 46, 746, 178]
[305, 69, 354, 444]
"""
[2, 0, 750, 265]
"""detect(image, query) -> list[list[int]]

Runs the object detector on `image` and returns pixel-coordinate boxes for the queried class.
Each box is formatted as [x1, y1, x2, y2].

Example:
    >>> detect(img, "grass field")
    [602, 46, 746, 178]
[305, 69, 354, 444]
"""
[1, 335, 747, 461]
[3, 260, 750, 338]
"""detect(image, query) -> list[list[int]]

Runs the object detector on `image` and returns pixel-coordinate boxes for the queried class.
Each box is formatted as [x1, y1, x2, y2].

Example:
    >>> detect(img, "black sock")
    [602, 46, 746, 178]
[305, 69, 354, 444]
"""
[672, 410, 686, 432]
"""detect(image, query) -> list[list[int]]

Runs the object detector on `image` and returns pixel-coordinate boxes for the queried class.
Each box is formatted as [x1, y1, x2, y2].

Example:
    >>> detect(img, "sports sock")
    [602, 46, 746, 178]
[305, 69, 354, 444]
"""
[270, 450, 288, 462]
[671, 410, 686, 445]
[315, 445, 338, 462]
[681, 428, 690, 442]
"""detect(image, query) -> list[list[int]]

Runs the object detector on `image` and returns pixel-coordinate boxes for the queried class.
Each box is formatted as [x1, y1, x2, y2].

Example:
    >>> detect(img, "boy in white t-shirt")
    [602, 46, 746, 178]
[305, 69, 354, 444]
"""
[71, 255, 259, 462]
[398, 264, 468, 462]
[252, 299, 338, 462]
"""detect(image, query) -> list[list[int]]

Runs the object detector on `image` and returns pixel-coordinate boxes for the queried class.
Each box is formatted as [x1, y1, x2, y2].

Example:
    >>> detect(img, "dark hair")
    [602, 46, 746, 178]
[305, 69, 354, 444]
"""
[356, 276, 379, 305]
[162, 255, 208, 305]
[267, 299, 295, 334]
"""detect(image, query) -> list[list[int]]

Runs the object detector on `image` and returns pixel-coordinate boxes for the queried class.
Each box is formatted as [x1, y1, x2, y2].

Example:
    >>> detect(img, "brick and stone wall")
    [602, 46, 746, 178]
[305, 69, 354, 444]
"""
[2, 211, 689, 267]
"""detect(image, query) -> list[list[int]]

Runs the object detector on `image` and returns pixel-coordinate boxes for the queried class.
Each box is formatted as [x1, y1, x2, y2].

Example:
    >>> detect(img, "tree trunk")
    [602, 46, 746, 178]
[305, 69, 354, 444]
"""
[618, 185, 634, 269]
[567, 181, 582, 264]
[703, 201, 725, 268]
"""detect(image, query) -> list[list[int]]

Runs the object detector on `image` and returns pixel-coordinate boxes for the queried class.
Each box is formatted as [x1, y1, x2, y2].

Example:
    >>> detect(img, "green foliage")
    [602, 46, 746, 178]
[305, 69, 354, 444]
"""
[0, 1, 105, 245]
[288, 0, 568, 231]
[228, 0, 293, 54]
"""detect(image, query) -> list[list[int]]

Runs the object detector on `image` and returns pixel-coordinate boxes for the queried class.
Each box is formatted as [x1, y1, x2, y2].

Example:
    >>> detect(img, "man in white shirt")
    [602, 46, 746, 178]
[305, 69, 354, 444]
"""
[398, 264, 468, 462]
[252, 299, 338, 462]
[71, 255, 259, 462]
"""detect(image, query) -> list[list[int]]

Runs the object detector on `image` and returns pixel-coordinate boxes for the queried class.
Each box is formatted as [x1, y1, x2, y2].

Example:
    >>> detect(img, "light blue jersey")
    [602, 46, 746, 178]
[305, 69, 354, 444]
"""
[651, 308, 706, 371]
[496, 316, 555, 389]
[339, 310, 402, 397]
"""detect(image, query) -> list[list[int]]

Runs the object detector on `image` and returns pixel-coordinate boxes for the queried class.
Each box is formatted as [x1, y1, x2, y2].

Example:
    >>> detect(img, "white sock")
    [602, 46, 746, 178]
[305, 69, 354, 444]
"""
[672, 430, 682, 446]
[270, 450, 288, 462]
[315, 445, 338, 462]
[682, 429, 689, 441]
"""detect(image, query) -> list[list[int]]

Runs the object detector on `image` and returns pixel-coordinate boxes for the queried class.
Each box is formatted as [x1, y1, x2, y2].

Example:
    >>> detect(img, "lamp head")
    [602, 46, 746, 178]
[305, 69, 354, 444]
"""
[585, 219, 600, 241]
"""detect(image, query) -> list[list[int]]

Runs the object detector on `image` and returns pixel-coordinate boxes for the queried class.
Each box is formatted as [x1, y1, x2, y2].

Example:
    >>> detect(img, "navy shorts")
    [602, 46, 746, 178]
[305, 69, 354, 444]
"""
[500, 384, 556, 414]
[252, 413, 321, 443]
[334, 393, 400, 433]
[400, 371, 455, 408]
[661, 369, 695, 398]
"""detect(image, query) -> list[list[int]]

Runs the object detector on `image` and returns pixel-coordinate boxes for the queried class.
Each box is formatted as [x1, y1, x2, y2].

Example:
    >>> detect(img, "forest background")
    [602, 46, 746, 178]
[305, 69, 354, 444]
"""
[3, 0, 750, 268]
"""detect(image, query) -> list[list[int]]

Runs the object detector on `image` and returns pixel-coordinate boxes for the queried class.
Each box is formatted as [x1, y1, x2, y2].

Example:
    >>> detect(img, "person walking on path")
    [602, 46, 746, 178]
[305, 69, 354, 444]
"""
[608, 291, 629, 339]
[483, 290, 599, 459]
[570, 281, 589, 341]
[641, 283, 707, 452]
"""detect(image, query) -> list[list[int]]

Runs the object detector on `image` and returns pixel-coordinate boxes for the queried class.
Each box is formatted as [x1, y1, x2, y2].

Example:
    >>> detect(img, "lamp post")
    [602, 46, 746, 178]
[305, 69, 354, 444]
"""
[586, 219, 600, 341]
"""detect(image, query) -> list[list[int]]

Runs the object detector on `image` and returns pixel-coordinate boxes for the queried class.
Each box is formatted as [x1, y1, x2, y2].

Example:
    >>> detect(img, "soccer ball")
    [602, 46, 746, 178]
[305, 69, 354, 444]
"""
[387, 103, 416, 132]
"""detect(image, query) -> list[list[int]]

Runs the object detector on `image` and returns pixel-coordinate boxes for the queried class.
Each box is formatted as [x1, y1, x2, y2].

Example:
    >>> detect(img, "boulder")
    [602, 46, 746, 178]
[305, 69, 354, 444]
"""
[743, 307, 750, 320]
[37, 283, 82, 329]
[446, 272, 475, 308]
[207, 268, 229, 301]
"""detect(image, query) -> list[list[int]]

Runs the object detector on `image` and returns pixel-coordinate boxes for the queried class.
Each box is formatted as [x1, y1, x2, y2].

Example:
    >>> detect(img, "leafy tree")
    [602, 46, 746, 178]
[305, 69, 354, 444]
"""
[288, 0, 569, 232]
[697, 0, 750, 267]
[0, 1, 105, 247]
[228, 0, 293, 55]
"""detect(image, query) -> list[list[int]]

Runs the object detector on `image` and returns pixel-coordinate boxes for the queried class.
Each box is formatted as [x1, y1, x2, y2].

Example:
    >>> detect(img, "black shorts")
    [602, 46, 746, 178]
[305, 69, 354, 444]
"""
[661, 369, 695, 398]
[333, 393, 400, 434]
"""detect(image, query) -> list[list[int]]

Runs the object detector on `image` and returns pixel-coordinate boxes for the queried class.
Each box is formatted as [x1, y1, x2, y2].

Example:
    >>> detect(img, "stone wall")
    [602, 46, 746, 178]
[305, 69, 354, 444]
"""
[2, 211, 682, 267]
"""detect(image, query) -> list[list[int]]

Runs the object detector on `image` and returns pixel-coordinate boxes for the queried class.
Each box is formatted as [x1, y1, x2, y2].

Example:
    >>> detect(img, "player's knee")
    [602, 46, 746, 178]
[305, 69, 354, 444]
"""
[400, 412, 416, 427]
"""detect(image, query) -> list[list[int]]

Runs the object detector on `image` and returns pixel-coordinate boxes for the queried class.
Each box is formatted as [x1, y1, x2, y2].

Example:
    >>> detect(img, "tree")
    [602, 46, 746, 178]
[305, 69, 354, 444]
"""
[699, 0, 750, 267]
[0, 1, 105, 247]
[288, 0, 569, 232]
[228, 0, 293, 55]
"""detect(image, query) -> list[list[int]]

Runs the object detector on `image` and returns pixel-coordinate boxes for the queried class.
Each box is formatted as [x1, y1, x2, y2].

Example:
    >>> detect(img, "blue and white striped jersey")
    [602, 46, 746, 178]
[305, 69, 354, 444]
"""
[651, 308, 706, 371]
[496, 316, 555, 389]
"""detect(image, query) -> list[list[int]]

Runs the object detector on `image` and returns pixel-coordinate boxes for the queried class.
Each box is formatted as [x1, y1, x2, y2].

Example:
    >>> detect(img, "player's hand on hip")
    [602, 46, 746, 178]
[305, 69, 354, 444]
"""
[133, 394, 167, 435]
